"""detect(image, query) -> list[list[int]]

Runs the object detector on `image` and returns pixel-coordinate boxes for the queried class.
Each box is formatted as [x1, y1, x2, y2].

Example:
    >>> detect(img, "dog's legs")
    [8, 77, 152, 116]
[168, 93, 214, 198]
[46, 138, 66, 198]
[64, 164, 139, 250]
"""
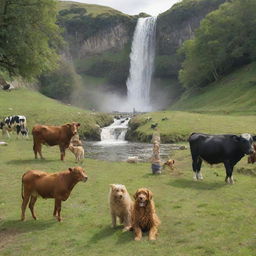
[122, 213, 132, 232]
[111, 212, 116, 228]
[134, 226, 142, 241]
[149, 226, 158, 240]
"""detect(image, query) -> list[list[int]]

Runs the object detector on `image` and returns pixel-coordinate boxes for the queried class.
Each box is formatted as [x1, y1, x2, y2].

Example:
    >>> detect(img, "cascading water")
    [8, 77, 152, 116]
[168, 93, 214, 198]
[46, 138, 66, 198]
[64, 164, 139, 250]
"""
[99, 117, 130, 144]
[125, 16, 157, 112]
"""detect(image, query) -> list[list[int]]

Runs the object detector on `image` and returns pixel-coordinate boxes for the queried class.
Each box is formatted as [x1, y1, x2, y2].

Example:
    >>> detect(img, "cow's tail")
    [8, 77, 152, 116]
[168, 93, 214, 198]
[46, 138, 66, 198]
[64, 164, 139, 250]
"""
[21, 173, 26, 200]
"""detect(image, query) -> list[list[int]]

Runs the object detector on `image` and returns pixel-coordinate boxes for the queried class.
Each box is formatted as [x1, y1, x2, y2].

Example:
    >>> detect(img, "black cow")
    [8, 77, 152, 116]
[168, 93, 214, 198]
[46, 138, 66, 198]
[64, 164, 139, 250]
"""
[188, 133, 254, 184]
[0, 115, 28, 138]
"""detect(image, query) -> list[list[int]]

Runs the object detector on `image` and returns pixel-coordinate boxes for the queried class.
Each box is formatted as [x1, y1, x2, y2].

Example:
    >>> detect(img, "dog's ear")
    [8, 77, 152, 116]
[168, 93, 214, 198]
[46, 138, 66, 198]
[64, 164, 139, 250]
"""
[147, 189, 153, 200]
[133, 190, 139, 199]
[109, 184, 115, 190]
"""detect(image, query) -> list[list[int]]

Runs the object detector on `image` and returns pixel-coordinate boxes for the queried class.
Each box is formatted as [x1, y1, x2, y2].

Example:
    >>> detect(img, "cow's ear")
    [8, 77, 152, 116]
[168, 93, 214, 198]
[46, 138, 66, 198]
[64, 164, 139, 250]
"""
[68, 167, 73, 172]
[77, 123, 81, 127]
[253, 135, 256, 142]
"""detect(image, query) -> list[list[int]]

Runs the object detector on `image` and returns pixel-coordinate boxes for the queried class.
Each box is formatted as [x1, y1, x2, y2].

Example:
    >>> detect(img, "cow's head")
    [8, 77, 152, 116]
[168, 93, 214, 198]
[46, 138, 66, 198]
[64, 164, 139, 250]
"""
[0, 121, 5, 129]
[235, 133, 254, 155]
[69, 166, 88, 182]
[67, 122, 80, 136]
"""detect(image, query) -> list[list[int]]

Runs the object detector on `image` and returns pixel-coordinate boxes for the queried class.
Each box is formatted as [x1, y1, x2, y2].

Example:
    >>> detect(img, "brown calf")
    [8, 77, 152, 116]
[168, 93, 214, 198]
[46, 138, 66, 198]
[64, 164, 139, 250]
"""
[32, 122, 80, 160]
[21, 166, 88, 222]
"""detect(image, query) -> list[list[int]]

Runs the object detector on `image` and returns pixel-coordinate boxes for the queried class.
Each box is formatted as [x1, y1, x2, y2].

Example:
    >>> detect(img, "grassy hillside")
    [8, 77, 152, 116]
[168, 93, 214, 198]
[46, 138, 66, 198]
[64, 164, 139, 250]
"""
[171, 63, 256, 114]
[1, 139, 256, 256]
[58, 1, 129, 17]
[0, 88, 112, 139]
[128, 63, 256, 142]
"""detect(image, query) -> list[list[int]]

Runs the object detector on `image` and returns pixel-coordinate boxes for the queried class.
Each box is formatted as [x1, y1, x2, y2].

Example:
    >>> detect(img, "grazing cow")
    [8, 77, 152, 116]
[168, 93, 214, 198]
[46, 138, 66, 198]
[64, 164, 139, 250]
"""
[21, 166, 88, 222]
[32, 122, 80, 160]
[0, 115, 28, 138]
[151, 123, 158, 129]
[189, 133, 254, 184]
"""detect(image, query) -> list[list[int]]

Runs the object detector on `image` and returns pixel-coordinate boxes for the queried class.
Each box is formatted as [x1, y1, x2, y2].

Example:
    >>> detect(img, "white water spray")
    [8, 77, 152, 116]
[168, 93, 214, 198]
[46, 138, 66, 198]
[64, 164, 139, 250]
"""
[125, 16, 157, 112]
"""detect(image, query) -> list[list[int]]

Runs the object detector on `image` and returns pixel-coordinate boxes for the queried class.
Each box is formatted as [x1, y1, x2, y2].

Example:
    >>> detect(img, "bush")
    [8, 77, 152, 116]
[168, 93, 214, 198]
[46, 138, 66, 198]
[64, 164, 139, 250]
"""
[39, 60, 77, 101]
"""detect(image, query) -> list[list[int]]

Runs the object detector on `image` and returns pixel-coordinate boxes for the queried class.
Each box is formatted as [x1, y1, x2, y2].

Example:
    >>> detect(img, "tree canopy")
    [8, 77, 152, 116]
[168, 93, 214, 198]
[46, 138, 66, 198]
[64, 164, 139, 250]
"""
[0, 0, 63, 79]
[179, 0, 256, 88]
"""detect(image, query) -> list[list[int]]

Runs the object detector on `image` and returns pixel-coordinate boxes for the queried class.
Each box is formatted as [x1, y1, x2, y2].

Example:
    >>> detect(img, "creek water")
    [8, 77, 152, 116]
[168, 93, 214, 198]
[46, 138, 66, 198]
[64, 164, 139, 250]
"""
[83, 116, 182, 162]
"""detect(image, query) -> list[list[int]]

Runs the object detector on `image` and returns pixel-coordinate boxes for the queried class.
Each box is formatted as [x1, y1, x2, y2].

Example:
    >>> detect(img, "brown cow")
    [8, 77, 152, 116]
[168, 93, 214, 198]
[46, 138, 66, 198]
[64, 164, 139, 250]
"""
[32, 122, 80, 160]
[21, 166, 88, 222]
[248, 144, 256, 164]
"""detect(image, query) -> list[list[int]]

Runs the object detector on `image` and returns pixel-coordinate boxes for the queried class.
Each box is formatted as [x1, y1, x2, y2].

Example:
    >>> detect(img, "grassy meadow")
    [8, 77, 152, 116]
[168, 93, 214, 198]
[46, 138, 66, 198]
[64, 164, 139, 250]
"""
[1, 138, 256, 256]
[0, 88, 112, 139]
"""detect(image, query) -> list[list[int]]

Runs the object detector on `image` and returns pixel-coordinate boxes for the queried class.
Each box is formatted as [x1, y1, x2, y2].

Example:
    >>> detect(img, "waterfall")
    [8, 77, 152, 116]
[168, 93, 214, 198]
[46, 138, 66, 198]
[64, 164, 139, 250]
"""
[126, 16, 157, 112]
[99, 117, 130, 144]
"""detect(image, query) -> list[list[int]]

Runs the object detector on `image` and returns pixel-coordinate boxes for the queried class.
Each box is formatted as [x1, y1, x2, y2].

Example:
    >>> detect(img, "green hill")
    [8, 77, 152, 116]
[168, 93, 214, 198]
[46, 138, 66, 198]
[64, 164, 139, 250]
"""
[127, 63, 256, 143]
[171, 62, 256, 114]
[0, 88, 112, 140]
[58, 1, 130, 17]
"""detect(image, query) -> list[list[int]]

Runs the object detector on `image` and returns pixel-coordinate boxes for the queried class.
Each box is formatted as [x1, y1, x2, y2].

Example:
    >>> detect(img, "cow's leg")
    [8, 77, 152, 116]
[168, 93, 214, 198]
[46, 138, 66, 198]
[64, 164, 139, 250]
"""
[192, 156, 203, 180]
[21, 191, 30, 221]
[16, 125, 21, 139]
[59, 145, 65, 161]
[34, 142, 44, 160]
[224, 161, 234, 184]
[29, 196, 38, 220]
[55, 199, 62, 222]
[33, 143, 38, 159]
[53, 199, 58, 217]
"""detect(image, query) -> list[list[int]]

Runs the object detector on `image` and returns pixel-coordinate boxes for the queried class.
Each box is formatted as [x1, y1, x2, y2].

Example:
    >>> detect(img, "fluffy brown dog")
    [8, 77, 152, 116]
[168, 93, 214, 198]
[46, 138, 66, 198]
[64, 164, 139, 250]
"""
[109, 184, 133, 232]
[132, 188, 160, 241]
[163, 159, 175, 170]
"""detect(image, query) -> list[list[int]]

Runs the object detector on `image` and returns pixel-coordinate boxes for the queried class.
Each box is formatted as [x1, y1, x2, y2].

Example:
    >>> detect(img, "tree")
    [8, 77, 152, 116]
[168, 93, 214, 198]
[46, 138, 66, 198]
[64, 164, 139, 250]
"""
[179, 0, 256, 88]
[0, 0, 63, 79]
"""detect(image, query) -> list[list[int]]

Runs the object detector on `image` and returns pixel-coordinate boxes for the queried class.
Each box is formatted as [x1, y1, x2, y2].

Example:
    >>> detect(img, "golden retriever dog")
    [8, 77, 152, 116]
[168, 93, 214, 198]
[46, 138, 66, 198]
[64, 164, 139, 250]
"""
[132, 188, 160, 241]
[69, 144, 84, 162]
[163, 159, 175, 170]
[109, 184, 133, 232]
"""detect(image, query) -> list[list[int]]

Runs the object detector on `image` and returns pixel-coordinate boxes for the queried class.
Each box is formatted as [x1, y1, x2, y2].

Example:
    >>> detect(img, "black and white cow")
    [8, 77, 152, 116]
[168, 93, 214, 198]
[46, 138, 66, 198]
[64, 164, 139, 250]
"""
[188, 133, 255, 184]
[0, 115, 28, 138]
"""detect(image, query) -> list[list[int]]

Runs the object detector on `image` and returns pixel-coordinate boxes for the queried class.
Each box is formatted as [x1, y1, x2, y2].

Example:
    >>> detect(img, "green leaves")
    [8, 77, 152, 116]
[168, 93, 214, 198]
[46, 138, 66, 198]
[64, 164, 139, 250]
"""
[179, 0, 256, 88]
[0, 0, 63, 80]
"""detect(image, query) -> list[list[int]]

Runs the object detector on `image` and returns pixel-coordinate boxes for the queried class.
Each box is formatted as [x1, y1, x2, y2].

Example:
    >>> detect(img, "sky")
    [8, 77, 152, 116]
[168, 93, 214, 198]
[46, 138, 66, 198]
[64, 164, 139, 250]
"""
[64, 0, 181, 16]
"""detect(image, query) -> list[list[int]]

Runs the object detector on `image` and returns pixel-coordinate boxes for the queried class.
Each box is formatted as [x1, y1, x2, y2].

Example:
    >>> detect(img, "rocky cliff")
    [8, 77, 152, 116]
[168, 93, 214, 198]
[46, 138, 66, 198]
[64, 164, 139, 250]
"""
[57, 0, 227, 91]
[155, 0, 227, 78]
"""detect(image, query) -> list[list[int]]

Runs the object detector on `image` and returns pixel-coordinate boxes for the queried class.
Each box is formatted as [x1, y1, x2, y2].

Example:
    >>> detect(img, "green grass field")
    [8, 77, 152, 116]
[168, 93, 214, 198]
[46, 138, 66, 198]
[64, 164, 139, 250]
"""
[1, 139, 256, 256]
[0, 88, 112, 139]
[128, 111, 256, 142]
[129, 62, 256, 142]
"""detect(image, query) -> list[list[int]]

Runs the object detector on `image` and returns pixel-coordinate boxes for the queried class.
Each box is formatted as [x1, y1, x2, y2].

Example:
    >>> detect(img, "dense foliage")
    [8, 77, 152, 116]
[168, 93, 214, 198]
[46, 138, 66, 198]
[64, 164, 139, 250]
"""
[179, 0, 256, 88]
[39, 60, 77, 101]
[155, 0, 226, 80]
[0, 0, 63, 79]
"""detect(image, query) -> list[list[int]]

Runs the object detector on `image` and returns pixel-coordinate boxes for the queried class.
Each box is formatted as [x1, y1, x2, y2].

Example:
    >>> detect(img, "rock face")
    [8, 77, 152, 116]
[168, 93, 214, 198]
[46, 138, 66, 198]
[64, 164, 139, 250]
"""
[155, 0, 227, 78]
[57, 0, 227, 89]
[80, 24, 131, 57]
